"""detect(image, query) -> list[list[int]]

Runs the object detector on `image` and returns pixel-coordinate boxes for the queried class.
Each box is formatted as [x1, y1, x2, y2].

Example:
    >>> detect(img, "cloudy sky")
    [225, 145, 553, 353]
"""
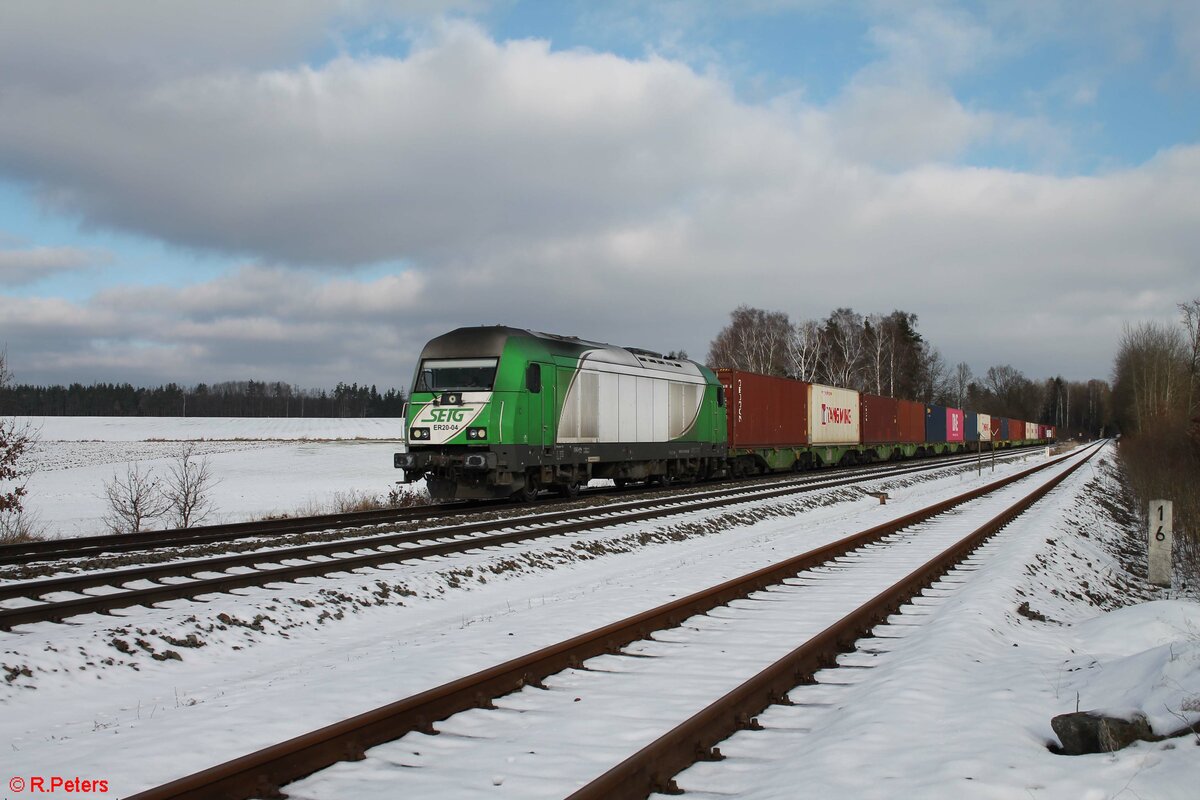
[1, 1, 1197, 391]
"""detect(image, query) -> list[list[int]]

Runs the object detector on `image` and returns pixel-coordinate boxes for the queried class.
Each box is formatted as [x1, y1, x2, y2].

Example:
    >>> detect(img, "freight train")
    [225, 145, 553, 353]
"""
[393, 326, 1055, 501]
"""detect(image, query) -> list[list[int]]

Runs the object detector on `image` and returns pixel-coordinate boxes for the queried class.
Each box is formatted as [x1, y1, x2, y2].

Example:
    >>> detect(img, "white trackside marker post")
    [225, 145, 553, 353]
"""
[1148, 500, 1173, 588]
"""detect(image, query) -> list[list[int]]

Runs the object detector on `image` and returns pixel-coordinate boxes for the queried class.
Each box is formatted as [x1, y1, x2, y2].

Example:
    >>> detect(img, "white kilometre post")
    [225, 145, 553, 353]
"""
[1148, 500, 1173, 588]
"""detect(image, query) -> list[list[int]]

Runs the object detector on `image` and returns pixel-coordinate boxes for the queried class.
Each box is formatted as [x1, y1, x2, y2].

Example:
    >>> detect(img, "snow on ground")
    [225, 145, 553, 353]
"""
[19, 416, 406, 442]
[675, 445, 1199, 800]
[13, 416, 409, 537]
[1, 439, 1196, 798]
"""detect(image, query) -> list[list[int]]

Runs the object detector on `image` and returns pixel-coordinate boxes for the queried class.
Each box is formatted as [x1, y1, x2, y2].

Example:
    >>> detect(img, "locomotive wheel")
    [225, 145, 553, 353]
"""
[557, 481, 581, 499]
[613, 478, 628, 490]
[517, 474, 541, 503]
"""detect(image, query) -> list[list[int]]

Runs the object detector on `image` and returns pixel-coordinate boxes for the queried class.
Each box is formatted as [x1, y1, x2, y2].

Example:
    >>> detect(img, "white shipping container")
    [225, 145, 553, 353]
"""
[1026, 421, 1038, 440]
[977, 413, 991, 442]
[809, 383, 861, 445]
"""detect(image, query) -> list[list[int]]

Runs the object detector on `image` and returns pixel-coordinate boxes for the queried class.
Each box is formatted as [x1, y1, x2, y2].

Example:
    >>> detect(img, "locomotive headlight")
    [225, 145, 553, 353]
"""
[409, 427, 430, 441]
[467, 427, 487, 440]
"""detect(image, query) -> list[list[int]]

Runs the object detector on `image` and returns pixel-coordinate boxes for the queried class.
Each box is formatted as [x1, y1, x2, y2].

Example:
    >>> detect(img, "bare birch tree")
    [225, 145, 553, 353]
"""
[819, 308, 865, 389]
[1113, 321, 1188, 431]
[707, 305, 792, 375]
[103, 463, 170, 534]
[915, 344, 950, 403]
[1180, 298, 1200, 417]
[862, 314, 893, 395]
[949, 361, 972, 409]
[162, 444, 217, 528]
[787, 319, 824, 381]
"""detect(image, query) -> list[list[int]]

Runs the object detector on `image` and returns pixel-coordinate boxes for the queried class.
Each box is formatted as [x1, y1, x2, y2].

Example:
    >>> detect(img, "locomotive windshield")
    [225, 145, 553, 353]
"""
[414, 358, 499, 392]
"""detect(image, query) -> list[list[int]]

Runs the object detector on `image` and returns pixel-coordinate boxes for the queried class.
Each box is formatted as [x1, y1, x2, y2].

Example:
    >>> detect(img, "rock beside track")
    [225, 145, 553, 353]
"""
[1050, 710, 1154, 754]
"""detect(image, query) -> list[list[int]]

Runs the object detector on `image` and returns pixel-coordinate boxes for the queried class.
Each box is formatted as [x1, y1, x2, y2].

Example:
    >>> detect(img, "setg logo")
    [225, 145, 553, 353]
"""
[429, 408, 467, 424]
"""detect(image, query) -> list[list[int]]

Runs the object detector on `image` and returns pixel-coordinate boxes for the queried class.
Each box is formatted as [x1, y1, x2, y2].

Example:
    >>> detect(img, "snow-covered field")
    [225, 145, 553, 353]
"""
[14, 416, 408, 537]
[1, 433, 1197, 798]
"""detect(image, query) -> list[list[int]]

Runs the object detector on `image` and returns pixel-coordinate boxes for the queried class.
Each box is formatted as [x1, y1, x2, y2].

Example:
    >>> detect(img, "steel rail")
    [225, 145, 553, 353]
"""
[0, 446, 1053, 629]
[0, 499, 484, 566]
[567, 441, 1100, 799]
[0, 444, 1043, 567]
[123, 440, 1101, 800]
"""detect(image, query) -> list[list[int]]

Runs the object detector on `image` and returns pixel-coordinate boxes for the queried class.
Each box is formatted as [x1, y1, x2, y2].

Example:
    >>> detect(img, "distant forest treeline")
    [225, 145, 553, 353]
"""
[0, 380, 408, 418]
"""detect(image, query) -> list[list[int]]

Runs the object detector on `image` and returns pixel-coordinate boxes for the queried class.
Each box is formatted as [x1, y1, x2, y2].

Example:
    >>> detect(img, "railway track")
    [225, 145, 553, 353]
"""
[0, 447, 1041, 630]
[124, 440, 1102, 800]
[0, 498, 492, 568]
[0, 446, 1040, 569]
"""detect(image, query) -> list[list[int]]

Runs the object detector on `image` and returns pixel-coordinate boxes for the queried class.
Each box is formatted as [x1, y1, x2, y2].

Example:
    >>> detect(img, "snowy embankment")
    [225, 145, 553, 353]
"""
[15, 416, 408, 537]
[678, 446, 1200, 799]
[1, 441, 1196, 798]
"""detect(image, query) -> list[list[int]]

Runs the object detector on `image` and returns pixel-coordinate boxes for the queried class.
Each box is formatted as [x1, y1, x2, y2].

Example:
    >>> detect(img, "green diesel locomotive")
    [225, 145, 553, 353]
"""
[394, 326, 729, 501]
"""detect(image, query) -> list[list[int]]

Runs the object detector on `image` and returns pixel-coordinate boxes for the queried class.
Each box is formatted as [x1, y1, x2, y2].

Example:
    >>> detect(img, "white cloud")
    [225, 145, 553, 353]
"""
[0, 1, 485, 88]
[1, 266, 429, 387]
[819, 80, 993, 166]
[0, 22, 805, 267]
[0, 245, 109, 286]
[0, 20, 1196, 388]
[864, 4, 1005, 81]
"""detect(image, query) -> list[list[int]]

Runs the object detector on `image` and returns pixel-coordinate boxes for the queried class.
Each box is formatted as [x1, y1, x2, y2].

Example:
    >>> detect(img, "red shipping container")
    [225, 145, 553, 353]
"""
[1009, 418, 1024, 441]
[990, 417, 1001, 440]
[897, 399, 925, 443]
[717, 369, 810, 448]
[861, 393, 900, 444]
[946, 407, 965, 443]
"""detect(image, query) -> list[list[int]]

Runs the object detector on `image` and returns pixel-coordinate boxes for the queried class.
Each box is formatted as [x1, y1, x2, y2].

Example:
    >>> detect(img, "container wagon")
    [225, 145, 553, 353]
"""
[861, 393, 900, 446]
[809, 383, 861, 465]
[717, 369, 810, 473]
[897, 400, 926, 448]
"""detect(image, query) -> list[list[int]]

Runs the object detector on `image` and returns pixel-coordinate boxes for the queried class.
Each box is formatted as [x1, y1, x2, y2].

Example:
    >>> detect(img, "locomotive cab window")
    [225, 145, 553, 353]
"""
[525, 363, 541, 393]
[414, 358, 498, 392]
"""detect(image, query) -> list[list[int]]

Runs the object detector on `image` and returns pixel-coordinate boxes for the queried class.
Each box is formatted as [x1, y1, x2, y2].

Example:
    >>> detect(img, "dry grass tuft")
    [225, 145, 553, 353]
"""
[274, 485, 431, 519]
[1117, 422, 1200, 597]
[0, 509, 46, 544]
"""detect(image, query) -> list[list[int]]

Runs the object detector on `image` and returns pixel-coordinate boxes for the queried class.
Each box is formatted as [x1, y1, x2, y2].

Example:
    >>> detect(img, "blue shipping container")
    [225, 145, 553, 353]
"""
[925, 404, 948, 443]
[999, 418, 1010, 440]
[964, 411, 980, 442]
